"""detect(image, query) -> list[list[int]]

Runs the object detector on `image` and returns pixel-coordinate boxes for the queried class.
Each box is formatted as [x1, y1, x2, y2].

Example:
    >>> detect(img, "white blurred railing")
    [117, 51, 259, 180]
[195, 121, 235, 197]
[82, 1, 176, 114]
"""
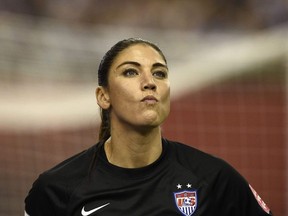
[0, 14, 287, 131]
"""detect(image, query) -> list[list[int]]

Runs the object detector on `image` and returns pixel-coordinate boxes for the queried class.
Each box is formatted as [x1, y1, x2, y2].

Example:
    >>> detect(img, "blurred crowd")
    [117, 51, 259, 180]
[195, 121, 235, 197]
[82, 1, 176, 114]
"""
[1, 0, 288, 31]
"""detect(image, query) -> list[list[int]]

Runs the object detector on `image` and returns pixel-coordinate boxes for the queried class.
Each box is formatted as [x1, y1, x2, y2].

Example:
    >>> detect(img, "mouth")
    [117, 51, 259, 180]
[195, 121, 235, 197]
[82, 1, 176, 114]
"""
[141, 95, 158, 104]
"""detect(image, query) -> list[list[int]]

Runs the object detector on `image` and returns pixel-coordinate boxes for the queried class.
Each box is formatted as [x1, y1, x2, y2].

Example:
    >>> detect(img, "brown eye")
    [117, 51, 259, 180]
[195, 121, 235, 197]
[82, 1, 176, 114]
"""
[153, 71, 167, 79]
[123, 69, 138, 77]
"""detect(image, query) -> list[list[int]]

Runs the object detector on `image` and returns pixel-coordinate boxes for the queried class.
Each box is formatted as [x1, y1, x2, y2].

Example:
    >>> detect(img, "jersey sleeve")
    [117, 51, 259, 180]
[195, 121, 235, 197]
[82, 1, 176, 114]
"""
[24, 148, 93, 216]
[214, 161, 273, 216]
[24, 174, 64, 216]
[25, 175, 55, 216]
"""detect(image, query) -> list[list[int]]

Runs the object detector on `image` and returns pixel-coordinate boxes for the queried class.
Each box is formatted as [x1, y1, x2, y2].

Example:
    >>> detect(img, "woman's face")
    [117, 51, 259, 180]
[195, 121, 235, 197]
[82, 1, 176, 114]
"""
[105, 44, 170, 130]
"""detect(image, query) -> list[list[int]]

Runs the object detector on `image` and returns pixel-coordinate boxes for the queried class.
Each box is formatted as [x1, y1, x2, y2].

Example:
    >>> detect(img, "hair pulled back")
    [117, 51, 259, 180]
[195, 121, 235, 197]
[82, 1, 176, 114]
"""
[97, 38, 167, 142]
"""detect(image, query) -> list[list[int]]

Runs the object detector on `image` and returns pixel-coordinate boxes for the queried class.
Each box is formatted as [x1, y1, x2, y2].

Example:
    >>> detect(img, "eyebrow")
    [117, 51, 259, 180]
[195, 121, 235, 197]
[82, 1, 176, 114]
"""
[116, 61, 168, 70]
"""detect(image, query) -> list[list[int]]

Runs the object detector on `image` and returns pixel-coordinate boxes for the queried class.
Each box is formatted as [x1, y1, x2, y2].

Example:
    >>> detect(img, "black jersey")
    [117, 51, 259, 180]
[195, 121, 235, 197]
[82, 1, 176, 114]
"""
[25, 138, 272, 216]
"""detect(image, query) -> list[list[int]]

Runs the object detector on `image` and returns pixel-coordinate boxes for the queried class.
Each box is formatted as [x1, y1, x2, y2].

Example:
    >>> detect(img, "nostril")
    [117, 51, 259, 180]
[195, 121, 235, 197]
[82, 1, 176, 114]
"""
[144, 83, 156, 90]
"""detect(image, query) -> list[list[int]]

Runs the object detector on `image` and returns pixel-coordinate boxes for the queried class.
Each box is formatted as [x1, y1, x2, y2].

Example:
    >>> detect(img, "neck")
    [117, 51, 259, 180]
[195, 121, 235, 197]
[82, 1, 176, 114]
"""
[104, 126, 162, 168]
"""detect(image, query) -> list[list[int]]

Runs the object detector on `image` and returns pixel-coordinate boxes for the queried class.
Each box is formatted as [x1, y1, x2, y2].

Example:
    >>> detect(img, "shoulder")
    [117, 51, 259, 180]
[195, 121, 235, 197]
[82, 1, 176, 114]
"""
[165, 139, 273, 215]
[165, 139, 247, 189]
[25, 144, 98, 215]
[42, 144, 96, 184]
[46, 143, 97, 187]
[166, 139, 233, 174]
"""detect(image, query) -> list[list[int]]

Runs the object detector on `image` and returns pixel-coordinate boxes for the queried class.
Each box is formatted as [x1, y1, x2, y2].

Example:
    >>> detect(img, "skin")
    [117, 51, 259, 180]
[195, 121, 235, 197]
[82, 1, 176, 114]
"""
[96, 44, 170, 168]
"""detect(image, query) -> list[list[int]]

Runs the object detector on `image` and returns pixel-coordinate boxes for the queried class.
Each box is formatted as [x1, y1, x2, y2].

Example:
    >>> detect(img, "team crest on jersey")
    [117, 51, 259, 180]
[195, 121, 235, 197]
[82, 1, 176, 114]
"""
[174, 190, 197, 216]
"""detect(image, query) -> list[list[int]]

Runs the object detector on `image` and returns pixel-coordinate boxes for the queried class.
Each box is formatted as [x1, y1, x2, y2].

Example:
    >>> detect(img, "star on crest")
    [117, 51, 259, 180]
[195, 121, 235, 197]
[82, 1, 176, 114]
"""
[176, 184, 182, 189]
[187, 183, 192, 188]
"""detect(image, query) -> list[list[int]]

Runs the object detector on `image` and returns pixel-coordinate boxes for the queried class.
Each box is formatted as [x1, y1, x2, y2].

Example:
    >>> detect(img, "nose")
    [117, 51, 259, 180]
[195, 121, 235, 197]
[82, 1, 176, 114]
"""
[144, 83, 156, 91]
[142, 72, 156, 91]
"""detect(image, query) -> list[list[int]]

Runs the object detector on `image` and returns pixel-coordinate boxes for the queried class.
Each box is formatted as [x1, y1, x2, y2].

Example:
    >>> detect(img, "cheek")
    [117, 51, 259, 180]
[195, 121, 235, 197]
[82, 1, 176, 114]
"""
[163, 85, 171, 112]
[108, 82, 136, 106]
[163, 94, 171, 117]
[161, 83, 170, 103]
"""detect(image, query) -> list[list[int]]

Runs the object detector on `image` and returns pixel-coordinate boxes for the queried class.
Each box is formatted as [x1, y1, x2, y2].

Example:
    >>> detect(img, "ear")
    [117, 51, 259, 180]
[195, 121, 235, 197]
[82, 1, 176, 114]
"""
[96, 86, 110, 110]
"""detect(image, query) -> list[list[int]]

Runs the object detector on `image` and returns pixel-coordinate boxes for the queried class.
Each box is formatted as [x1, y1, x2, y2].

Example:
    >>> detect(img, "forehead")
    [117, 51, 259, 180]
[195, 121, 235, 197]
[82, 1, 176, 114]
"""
[112, 44, 166, 67]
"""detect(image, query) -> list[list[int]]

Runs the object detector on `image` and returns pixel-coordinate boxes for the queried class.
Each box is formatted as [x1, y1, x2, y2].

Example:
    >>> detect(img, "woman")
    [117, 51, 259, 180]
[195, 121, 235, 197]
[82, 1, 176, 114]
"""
[25, 38, 272, 216]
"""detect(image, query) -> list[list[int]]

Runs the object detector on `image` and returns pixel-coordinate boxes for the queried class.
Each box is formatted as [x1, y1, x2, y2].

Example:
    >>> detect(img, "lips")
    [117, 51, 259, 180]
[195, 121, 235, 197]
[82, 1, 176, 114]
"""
[141, 95, 158, 102]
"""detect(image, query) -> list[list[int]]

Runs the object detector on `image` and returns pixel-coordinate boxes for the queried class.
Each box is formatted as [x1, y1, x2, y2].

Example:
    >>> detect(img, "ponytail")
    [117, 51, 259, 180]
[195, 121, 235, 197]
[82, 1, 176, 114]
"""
[98, 108, 111, 142]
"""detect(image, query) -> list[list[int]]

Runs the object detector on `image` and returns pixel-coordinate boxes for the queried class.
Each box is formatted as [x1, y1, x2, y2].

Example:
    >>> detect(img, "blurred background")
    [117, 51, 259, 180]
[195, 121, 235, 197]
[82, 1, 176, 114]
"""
[0, 0, 287, 215]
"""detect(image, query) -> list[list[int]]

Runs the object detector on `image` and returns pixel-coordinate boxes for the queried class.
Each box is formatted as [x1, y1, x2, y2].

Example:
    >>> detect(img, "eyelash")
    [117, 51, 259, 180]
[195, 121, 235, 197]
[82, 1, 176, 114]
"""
[123, 69, 138, 77]
[153, 71, 167, 79]
[123, 69, 168, 79]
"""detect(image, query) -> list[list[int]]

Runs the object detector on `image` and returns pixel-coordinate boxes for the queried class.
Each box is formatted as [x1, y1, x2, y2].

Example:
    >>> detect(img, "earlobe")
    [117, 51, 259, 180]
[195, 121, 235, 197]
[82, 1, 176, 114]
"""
[96, 86, 110, 109]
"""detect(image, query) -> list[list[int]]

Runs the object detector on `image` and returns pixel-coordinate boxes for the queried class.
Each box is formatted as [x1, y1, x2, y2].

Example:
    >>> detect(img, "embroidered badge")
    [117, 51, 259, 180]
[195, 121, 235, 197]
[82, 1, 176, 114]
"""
[174, 190, 197, 216]
[249, 184, 271, 214]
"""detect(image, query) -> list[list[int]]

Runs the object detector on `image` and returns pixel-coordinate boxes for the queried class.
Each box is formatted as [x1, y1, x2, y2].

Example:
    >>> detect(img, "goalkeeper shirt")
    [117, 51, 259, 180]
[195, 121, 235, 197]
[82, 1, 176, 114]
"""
[25, 138, 272, 216]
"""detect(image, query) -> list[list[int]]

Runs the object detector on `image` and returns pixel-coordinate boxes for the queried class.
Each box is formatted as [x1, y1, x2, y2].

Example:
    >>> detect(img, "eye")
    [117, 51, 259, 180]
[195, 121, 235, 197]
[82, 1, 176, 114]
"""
[153, 70, 168, 79]
[123, 69, 138, 77]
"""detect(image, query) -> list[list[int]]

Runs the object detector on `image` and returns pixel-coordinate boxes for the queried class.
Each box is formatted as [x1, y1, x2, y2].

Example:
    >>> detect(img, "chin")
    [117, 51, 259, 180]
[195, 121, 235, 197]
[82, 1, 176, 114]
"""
[141, 115, 167, 128]
[132, 110, 169, 129]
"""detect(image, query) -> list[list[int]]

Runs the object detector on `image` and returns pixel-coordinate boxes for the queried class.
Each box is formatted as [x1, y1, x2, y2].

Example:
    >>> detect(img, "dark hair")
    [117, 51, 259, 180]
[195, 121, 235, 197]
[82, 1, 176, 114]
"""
[97, 38, 167, 142]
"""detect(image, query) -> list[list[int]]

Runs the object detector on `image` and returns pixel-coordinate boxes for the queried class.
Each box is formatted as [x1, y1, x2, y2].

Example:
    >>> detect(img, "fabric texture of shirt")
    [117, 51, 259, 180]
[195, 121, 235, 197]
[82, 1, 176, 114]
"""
[25, 138, 272, 216]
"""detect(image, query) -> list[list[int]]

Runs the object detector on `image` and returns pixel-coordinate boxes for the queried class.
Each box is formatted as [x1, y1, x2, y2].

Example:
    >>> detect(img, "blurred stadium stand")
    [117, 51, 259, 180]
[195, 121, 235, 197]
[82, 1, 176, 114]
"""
[0, 1, 287, 215]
